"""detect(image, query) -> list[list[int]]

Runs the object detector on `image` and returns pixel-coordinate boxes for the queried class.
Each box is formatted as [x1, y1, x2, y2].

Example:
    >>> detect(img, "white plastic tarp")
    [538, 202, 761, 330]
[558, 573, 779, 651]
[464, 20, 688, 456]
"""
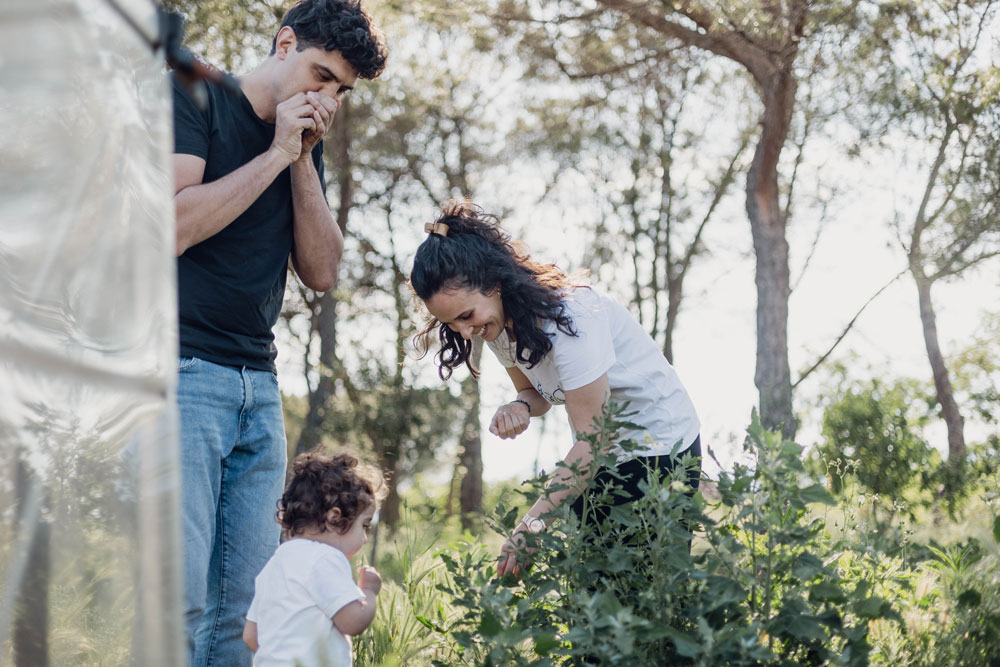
[0, 0, 182, 665]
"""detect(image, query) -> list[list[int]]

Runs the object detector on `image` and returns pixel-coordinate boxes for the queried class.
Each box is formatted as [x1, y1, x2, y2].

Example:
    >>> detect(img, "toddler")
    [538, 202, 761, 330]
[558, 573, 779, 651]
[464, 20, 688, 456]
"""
[244, 451, 386, 667]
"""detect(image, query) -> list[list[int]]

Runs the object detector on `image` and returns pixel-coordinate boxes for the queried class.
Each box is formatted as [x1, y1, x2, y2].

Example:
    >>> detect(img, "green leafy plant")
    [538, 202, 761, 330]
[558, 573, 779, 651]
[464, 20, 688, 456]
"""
[429, 405, 897, 665]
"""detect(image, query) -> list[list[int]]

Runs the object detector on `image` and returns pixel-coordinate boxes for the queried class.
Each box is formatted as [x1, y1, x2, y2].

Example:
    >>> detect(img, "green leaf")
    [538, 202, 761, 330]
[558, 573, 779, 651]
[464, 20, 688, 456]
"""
[669, 632, 701, 658]
[704, 575, 747, 607]
[810, 581, 847, 604]
[854, 596, 887, 619]
[957, 589, 982, 608]
[533, 633, 560, 656]
[799, 483, 835, 505]
[791, 553, 825, 582]
[786, 616, 826, 642]
[501, 506, 519, 531]
[452, 630, 474, 648]
[479, 610, 503, 637]
[993, 515, 1000, 543]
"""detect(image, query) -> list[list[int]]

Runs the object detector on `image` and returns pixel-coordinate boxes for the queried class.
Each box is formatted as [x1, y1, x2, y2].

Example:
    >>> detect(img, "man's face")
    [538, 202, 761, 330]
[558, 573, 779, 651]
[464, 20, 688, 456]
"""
[273, 27, 359, 104]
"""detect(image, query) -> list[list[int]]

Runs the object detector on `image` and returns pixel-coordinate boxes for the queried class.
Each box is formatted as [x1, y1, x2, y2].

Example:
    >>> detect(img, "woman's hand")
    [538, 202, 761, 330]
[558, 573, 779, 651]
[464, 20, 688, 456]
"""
[496, 527, 536, 578]
[489, 401, 530, 439]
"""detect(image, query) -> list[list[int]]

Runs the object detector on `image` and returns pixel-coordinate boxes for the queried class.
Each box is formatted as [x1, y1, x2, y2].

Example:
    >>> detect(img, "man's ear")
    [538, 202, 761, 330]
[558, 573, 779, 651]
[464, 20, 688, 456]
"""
[274, 26, 297, 60]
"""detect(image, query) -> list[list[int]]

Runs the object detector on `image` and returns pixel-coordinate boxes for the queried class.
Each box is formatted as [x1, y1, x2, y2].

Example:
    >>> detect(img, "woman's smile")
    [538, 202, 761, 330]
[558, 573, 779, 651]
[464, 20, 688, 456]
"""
[424, 287, 505, 343]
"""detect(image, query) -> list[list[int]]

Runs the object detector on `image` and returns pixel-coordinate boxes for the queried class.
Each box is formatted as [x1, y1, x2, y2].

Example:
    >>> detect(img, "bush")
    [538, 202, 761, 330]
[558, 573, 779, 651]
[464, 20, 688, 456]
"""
[429, 406, 895, 665]
[817, 379, 933, 499]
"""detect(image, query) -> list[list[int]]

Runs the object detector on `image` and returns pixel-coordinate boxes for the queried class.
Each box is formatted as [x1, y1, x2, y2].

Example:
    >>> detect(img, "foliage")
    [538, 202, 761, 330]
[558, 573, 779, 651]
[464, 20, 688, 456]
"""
[424, 406, 888, 665]
[817, 378, 933, 499]
[353, 506, 467, 666]
[159, 0, 288, 72]
[349, 411, 1000, 666]
[950, 312, 1000, 428]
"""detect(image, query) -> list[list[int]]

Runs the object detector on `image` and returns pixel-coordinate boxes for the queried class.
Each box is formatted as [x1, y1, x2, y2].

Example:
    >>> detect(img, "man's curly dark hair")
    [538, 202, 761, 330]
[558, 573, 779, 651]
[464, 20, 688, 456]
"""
[277, 451, 387, 536]
[271, 0, 388, 80]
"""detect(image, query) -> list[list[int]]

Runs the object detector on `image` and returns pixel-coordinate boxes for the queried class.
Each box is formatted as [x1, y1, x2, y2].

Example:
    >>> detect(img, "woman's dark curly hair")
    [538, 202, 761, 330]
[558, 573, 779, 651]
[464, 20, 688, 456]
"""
[410, 200, 582, 380]
[277, 451, 387, 536]
[271, 0, 388, 80]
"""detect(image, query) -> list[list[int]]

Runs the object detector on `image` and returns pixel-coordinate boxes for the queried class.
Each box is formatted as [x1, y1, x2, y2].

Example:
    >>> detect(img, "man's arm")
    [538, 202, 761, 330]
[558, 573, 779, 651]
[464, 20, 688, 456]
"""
[174, 151, 292, 255]
[289, 91, 344, 292]
[174, 92, 320, 256]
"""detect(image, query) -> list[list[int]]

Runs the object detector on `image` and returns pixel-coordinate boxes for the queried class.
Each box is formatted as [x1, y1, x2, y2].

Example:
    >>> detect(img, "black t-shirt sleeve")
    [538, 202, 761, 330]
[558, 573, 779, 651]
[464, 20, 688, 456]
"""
[313, 143, 326, 195]
[172, 75, 210, 159]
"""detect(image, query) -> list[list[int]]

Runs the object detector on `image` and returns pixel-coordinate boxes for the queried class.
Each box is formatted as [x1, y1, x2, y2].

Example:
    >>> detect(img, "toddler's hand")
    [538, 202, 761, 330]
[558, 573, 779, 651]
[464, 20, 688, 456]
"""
[358, 565, 382, 595]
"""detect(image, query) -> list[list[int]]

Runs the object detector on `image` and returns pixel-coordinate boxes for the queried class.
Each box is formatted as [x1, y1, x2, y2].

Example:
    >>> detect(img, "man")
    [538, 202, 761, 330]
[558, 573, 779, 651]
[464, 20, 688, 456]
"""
[170, 1, 387, 664]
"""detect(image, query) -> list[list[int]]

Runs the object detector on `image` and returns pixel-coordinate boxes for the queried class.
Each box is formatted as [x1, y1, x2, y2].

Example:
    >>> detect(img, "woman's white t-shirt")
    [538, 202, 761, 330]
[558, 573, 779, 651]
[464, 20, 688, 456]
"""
[486, 287, 700, 460]
[247, 539, 366, 667]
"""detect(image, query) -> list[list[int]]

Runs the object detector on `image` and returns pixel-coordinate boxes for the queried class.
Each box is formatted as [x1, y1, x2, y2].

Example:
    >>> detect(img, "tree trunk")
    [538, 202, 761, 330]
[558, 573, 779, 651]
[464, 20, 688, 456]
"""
[458, 342, 484, 530]
[296, 291, 337, 455]
[295, 101, 353, 456]
[14, 458, 48, 667]
[379, 451, 401, 528]
[914, 276, 966, 464]
[663, 280, 681, 364]
[746, 70, 797, 439]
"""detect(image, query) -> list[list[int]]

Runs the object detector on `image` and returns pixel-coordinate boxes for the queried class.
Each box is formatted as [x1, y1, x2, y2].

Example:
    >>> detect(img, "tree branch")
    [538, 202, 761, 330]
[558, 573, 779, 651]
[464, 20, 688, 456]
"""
[792, 269, 907, 388]
[594, 0, 776, 81]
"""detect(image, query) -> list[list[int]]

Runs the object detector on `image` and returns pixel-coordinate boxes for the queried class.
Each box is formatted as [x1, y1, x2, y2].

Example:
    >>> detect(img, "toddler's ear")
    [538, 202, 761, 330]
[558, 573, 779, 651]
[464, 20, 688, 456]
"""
[325, 507, 342, 528]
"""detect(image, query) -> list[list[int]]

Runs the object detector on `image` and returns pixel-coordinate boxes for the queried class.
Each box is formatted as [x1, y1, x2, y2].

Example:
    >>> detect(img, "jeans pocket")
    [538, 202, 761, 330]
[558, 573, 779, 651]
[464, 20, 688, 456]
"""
[178, 356, 199, 372]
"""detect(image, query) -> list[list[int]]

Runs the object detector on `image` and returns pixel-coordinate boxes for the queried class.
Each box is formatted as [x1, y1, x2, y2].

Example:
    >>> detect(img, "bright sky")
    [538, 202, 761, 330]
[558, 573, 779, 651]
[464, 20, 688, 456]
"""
[275, 174, 998, 485]
[271, 18, 1000, 486]
[466, 160, 1000, 483]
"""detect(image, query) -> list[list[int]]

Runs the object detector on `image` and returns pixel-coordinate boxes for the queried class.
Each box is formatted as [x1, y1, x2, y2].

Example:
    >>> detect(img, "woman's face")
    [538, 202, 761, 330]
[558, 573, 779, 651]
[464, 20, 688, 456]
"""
[424, 286, 506, 342]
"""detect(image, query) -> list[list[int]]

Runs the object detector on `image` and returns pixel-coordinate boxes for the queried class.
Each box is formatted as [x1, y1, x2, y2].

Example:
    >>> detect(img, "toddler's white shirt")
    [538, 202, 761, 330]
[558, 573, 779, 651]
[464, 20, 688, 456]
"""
[248, 539, 365, 667]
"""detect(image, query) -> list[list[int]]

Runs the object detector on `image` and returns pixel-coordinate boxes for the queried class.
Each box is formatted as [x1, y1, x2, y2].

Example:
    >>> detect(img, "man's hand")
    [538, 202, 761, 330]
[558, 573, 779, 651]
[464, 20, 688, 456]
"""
[270, 92, 339, 164]
[489, 401, 530, 439]
[358, 565, 382, 596]
[300, 92, 339, 157]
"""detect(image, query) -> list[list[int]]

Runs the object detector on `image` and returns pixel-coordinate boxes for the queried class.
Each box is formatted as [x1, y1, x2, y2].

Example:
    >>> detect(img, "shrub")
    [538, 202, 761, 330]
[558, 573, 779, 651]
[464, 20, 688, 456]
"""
[817, 379, 932, 499]
[430, 405, 896, 665]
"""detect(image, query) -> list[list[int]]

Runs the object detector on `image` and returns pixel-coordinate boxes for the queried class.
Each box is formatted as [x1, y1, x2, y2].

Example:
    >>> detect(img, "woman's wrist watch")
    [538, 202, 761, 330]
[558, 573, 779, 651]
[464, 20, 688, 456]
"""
[521, 514, 546, 534]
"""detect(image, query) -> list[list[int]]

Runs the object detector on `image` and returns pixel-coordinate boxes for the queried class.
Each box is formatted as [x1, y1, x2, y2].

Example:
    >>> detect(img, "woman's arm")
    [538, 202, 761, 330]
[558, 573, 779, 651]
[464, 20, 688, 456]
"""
[497, 373, 610, 576]
[489, 367, 551, 439]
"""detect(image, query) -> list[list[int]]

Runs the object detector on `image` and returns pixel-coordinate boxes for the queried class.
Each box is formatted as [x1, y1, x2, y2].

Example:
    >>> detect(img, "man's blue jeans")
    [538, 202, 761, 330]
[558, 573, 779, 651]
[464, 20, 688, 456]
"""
[177, 357, 286, 667]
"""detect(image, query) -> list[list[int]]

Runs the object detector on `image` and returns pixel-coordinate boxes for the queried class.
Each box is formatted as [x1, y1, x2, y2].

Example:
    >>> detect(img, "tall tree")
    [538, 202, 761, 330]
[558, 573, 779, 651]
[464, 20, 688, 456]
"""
[161, 0, 285, 72]
[296, 12, 525, 525]
[483, 15, 755, 364]
[600, 58, 752, 362]
[293, 98, 356, 456]
[864, 0, 1000, 470]
[493, 0, 860, 437]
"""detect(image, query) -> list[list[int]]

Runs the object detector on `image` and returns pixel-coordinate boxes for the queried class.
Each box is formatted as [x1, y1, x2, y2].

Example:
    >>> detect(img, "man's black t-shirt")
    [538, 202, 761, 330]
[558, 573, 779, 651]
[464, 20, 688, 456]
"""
[172, 75, 325, 372]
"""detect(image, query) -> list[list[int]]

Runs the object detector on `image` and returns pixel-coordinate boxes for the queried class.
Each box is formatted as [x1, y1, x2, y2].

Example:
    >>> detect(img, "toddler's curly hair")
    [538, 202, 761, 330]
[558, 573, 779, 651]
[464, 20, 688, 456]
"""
[277, 451, 387, 536]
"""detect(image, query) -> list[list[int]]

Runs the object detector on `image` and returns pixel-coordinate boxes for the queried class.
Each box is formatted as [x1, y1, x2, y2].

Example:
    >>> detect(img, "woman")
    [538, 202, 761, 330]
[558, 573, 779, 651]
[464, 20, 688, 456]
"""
[410, 200, 701, 577]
